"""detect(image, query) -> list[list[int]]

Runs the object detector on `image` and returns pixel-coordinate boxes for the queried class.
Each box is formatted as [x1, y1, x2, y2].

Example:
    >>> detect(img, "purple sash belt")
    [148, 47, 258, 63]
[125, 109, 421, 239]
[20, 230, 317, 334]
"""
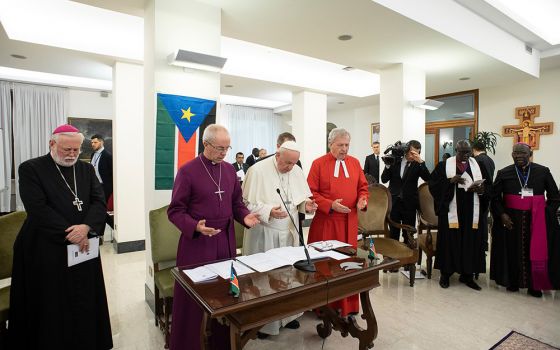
[504, 194, 552, 290]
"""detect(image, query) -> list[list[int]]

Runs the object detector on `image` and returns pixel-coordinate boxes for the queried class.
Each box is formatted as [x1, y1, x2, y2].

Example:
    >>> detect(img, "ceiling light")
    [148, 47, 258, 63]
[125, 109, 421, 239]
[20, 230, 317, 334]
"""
[224, 84, 234, 88]
[338, 34, 353, 41]
[338, 102, 345, 104]
[342, 66, 355, 71]
[10, 54, 26, 59]
[168, 49, 227, 73]
[483, 0, 560, 45]
[459, 77, 470, 81]
[410, 99, 444, 110]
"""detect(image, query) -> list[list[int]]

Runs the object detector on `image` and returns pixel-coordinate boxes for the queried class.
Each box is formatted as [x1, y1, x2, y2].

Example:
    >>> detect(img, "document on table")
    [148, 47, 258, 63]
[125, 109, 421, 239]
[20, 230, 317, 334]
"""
[204, 260, 255, 279]
[236, 253, 291, 273]
[67, 237, 99, 267]
[308, 240, 351, 251]
[184, 266, 218, 283]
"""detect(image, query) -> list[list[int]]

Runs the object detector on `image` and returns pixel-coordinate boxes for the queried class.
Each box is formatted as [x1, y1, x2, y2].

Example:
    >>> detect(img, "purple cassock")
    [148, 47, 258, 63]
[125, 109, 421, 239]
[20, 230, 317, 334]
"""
[168, 154, 250, 350]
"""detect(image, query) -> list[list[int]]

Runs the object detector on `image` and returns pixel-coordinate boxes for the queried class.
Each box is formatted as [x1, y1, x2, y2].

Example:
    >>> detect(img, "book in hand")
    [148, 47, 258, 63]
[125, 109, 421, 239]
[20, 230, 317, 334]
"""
[468, 179, 485, 189]
[67, 237, 99, 267]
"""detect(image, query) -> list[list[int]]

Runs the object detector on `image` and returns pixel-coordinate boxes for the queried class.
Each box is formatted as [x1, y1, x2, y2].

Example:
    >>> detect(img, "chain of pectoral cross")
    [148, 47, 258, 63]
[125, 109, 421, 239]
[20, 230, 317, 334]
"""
[199, 157, 224, 201]
[55, 163, 83, 211]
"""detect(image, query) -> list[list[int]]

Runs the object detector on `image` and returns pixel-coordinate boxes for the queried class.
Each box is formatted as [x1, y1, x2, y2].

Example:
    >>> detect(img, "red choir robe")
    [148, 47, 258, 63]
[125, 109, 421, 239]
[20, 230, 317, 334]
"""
[307, 153, 369, 316]
[168, 154, 250, 350]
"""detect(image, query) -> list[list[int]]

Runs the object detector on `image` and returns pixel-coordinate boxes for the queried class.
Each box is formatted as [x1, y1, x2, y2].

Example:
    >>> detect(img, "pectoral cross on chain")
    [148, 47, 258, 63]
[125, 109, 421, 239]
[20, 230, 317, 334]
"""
[215, 189, 225, 201]
[73, 197, 83, 211]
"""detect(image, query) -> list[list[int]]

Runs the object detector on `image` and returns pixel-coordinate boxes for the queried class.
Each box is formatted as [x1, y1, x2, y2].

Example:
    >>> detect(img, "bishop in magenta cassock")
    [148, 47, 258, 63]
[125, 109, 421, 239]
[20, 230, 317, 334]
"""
[167, 125, 259, 350]
[307, 128, 368, 317]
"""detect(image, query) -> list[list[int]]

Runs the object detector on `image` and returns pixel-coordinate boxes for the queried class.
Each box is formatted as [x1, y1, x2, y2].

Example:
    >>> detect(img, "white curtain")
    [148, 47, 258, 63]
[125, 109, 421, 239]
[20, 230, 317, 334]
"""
[0, 81, 13, 212]
[13, 83, 67, 210]
[221, 104, 283, 163]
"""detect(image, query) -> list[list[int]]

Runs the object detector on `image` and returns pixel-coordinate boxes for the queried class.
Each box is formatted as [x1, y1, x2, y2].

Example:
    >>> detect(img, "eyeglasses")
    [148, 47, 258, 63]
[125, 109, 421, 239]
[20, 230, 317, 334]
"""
[206, 142, 232, 153]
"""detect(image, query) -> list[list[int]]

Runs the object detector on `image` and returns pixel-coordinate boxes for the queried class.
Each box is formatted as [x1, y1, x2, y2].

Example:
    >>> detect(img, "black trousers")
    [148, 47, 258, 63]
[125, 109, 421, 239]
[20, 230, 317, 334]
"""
[389, 197, 416, 243]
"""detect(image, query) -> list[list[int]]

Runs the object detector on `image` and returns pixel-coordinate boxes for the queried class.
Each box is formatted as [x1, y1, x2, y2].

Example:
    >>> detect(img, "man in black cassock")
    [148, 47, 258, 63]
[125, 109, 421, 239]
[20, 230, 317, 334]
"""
[490, 143, 560, 297]
[473, 141, 495, 253]
[429, 140, 490, 290]
[8, 124, 112, 349]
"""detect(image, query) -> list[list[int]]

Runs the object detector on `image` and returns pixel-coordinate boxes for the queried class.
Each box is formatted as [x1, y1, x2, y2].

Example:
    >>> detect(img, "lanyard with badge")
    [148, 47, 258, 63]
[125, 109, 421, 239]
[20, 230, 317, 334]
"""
[515, 164, 533, 198]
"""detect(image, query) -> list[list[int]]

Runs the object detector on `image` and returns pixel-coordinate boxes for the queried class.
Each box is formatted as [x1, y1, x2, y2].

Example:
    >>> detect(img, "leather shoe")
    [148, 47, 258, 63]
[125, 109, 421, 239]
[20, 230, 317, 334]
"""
[464, 280, 482, 291]
[284, 320, 300, 329]
[506, 286, 519, 292]
[528, 289, 543, 298]
[439, 275, 450, 289]
[257, 332, 269, 339]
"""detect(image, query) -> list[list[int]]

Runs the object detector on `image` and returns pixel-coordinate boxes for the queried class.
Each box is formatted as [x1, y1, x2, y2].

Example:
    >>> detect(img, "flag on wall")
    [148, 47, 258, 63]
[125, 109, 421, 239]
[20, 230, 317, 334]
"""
[155, 93, 216, 189]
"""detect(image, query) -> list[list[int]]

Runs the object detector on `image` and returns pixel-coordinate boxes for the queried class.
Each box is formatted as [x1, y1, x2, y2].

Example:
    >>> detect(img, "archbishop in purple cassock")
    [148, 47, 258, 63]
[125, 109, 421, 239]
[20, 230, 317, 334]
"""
[167, 125, 259, 350]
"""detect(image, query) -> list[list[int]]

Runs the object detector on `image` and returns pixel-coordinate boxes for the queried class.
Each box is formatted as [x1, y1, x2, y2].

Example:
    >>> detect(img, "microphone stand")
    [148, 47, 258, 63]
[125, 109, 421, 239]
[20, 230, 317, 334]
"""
[276, 188, 316, 272]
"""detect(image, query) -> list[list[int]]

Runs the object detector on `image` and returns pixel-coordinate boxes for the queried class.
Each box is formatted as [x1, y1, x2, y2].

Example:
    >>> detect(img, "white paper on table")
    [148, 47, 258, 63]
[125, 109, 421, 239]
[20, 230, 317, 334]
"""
[205, 259, 255, 279]
[236, 253, 290, 273]
[316, 249, 351, 260]
[67, 237, 99, 267]
[236, 169, 245, 182]
[308, 240, 351, 251]
[183, 266, 218, 283]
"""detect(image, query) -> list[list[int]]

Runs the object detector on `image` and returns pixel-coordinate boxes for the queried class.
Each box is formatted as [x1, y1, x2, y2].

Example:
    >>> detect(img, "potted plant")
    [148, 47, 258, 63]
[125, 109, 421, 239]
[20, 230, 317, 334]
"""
[471, 131, 500, 154]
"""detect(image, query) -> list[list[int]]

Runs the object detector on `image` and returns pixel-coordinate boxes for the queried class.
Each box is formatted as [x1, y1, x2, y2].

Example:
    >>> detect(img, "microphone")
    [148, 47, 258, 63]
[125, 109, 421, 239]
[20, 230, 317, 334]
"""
[276, 188, 316, 272]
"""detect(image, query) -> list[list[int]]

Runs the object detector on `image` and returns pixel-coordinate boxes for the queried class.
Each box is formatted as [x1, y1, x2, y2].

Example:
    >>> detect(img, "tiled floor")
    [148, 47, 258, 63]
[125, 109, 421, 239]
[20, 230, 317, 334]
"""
[102, 243, 560, 350]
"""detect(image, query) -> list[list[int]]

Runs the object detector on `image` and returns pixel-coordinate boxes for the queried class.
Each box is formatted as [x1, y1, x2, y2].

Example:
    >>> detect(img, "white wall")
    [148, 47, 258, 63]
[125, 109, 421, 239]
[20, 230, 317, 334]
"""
[67, 89, 113, 119]
[328, 105, 379, 167]
[479, 66, 560, 181]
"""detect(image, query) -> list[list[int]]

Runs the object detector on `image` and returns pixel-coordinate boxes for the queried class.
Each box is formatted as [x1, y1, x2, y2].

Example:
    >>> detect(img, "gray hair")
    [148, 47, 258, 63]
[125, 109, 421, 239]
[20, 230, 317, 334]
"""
[51, 132, 85, 144]
[455, 139, 471, 150]
[202, 124, 229, 143]
[328, 128, 351, 146]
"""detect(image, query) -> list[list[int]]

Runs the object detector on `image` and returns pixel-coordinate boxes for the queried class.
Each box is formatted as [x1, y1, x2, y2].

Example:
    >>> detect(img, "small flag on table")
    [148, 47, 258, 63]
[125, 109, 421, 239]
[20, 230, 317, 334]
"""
[230, 262, 240, 297]
[368, 237, 377, 260]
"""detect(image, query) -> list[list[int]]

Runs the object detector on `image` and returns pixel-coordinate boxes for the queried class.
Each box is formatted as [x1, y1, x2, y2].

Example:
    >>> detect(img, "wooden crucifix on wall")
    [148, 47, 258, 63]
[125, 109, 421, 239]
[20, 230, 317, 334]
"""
[502, 105, 553, 150]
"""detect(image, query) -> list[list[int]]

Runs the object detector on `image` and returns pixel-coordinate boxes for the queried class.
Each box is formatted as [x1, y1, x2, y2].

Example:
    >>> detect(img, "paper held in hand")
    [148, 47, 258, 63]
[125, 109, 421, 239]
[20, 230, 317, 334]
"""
[67, 237, 100, 267]
[458, 172, 485, 192]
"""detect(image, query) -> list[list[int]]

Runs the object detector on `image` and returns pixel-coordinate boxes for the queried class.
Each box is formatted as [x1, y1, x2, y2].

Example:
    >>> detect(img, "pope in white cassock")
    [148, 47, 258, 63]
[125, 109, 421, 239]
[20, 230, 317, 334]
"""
[242, 141, 317, 336]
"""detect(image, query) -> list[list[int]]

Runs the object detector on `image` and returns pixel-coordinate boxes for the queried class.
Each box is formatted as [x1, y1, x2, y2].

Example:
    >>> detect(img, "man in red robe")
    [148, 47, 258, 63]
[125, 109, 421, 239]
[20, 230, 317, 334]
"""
[307, 128, 368, 317]
[167, 124, 259, 350]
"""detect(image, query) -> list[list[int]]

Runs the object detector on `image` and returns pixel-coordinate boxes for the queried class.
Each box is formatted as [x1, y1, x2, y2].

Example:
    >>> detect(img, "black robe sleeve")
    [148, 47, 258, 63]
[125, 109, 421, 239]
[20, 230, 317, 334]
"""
[428, 160, 453, 216]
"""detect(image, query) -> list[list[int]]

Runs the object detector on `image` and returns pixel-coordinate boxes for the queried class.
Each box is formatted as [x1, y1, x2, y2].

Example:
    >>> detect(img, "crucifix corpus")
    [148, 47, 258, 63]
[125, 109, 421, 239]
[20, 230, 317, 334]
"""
[502, 105, 553, 150]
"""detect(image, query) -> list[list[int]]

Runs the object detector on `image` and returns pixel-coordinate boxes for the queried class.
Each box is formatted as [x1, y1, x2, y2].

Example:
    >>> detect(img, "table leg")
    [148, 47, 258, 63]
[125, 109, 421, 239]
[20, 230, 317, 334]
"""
[200, 312, 212, 350]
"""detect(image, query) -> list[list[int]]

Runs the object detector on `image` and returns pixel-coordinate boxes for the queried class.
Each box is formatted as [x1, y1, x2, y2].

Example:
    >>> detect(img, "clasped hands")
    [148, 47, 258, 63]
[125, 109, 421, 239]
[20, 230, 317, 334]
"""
[196, 213, 260, 237]
[65, 224, 90, 253]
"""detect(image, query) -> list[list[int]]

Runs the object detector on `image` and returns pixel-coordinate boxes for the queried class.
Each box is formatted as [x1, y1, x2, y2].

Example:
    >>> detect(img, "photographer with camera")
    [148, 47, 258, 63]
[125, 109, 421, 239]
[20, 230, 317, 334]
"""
[381, 140, 430, 246]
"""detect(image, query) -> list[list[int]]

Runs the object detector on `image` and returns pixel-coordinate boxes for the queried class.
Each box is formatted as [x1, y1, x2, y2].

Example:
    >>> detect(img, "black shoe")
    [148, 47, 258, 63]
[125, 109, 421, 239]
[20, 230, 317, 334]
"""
[528, 289, 543, 298]
[284, 320, 300, 329]
[506, 286, 519, 292]
[439, 275, 450, 288]
[257, 332, 269, 339]
[459, 274, 471, 284]
[465, 280, 482, 291]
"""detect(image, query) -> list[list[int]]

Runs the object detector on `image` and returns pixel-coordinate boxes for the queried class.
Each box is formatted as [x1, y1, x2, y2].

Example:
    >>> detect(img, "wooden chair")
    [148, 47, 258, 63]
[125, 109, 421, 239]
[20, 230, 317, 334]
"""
[416, 183, 438, 279]
[149, 206, 181, 349]
[0, 211, 27, 343]
[357, 184, 419, 286]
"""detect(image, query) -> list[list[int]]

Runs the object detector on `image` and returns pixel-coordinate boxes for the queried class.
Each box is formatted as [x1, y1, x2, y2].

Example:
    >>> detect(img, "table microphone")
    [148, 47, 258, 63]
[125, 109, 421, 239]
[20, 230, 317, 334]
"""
[276, 188, 316, 272]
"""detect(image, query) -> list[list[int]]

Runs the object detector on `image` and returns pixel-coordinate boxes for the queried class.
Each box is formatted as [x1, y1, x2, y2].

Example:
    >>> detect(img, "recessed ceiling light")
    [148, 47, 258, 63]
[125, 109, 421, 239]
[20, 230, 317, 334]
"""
[338, 34, 353, 41]
[224, 84, 233, 87]
[459, 77, 470, 81]
[10, 54, 26, 59]
[342, 66, 354, 71]
[337, 101, 345, 104]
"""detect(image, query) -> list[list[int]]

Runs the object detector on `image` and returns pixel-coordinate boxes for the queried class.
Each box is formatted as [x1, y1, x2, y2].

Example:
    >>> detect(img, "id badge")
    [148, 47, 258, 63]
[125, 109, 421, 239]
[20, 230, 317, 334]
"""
[521, 187, 533, 198]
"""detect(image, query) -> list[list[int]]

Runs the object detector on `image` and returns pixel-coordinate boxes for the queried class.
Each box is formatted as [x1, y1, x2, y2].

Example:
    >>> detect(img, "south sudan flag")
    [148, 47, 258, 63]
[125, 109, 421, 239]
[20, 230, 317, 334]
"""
[368, 237, 377, 260]
[230, 262, 240, 298]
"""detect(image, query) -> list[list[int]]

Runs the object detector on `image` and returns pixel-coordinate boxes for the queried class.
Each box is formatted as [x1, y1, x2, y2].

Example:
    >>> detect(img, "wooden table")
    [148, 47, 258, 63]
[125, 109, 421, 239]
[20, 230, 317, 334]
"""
[172, 256, 398, 350]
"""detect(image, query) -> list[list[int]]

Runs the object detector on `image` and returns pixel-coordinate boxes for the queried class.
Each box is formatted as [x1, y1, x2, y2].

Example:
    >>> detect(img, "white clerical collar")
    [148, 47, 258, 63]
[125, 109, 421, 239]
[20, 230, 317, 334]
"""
[334, 158, 349, 178]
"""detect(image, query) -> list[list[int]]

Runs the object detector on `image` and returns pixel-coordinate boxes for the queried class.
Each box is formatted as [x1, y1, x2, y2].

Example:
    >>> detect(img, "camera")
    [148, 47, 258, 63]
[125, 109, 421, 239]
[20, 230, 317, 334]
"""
[382, 141, 407, 166]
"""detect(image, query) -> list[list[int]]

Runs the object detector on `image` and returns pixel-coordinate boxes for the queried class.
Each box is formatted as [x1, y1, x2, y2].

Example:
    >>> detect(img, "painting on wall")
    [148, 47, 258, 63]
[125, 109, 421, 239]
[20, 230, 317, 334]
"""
[370, 122, 380, 145]
[68, 117, 113, 161]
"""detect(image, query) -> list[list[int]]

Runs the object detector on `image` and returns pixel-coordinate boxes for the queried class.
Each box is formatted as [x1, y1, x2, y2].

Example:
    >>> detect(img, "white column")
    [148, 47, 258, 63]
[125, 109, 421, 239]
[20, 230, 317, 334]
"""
[143, 0, 221, 292]
[379, 64, 426, 161]
[292, 91, 327, 174]
[113, 62, 145, 248]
